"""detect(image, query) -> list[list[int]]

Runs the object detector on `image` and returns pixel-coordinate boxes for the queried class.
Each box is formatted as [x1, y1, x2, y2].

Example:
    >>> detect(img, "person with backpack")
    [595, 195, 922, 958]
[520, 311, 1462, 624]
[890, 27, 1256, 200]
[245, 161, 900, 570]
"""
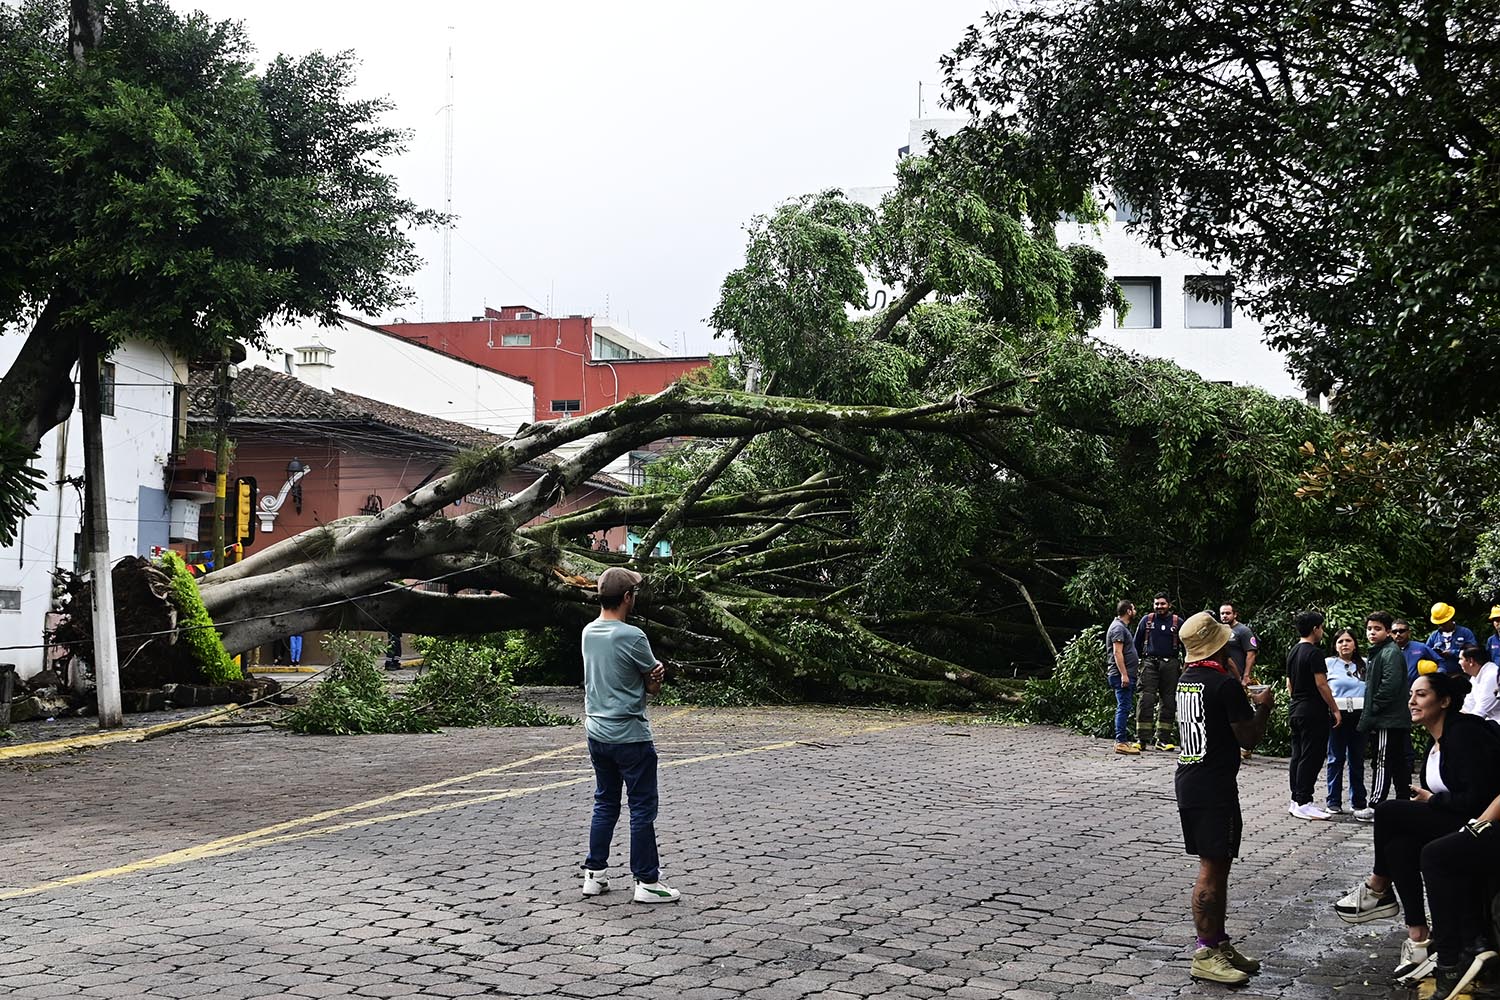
[1334, 672, 1500, 996]
[1133, 593, 1183, 752]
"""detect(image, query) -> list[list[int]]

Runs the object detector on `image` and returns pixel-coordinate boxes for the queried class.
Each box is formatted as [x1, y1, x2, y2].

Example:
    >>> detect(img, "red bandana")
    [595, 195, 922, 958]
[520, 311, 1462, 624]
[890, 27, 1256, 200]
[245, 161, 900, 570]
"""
[1186, 659, 1228, 674]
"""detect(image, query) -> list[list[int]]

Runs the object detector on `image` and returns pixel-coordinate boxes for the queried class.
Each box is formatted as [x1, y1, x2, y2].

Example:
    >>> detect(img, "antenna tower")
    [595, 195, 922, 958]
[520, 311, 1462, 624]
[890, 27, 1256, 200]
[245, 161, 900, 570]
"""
[442, 33, 455, 322]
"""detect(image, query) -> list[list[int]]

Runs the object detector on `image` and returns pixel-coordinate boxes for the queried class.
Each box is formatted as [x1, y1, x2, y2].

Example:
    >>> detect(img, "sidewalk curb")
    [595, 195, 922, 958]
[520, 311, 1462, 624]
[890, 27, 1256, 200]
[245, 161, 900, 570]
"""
[0, 703, 243, 762]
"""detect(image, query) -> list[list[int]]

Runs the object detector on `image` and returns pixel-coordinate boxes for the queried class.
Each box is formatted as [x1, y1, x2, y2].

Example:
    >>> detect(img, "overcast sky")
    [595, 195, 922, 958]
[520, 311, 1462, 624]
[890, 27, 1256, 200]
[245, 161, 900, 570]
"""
[177, 1, 993, 354]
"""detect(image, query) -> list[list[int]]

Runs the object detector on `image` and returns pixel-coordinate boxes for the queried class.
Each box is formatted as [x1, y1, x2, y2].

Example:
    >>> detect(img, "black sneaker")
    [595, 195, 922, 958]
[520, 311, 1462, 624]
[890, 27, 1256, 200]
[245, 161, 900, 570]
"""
[1435, 950, 1498, 1000]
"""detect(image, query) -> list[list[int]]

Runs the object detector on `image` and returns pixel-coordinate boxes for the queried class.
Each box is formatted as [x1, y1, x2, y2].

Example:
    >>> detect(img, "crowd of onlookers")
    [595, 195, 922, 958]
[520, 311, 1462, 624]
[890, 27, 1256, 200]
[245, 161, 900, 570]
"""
[1106, 598, 1500, 997]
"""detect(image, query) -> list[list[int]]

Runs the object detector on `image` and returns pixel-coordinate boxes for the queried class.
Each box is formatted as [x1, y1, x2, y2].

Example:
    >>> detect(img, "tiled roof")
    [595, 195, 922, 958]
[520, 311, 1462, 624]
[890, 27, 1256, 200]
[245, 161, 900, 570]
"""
[188, 366, 629, 491]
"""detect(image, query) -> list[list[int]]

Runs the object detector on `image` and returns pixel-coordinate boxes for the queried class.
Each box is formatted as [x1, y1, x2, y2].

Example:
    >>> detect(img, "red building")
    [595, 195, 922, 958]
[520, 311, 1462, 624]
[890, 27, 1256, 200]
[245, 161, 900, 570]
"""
[378, 306, 711, 424]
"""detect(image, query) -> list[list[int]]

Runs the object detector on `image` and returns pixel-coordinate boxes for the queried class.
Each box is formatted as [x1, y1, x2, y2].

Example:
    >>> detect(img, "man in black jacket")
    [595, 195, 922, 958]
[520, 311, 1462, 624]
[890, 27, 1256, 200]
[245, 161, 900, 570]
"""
[1135, 593, 1183, 751]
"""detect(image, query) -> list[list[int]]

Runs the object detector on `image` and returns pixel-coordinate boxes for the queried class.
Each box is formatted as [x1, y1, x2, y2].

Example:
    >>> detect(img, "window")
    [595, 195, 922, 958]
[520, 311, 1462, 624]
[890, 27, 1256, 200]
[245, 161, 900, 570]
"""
[1113, 278, 1161, 329]
[516, 311, 538, 320]
[0, 587, 18, 612]
[99, 361, 116, 416]
[551, 399, 581, 414]
[500, 333, 530, 346]
[1112, 189, 1139, 224]
[1184, 276, 1233, 329]
[593, 335, 633, 360]
[171, 385, 188, 452]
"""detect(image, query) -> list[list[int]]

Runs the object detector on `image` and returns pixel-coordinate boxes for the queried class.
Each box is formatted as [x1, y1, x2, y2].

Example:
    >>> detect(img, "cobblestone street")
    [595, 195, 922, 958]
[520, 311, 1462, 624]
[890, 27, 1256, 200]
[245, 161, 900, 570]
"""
[2, 702, 1404, 998]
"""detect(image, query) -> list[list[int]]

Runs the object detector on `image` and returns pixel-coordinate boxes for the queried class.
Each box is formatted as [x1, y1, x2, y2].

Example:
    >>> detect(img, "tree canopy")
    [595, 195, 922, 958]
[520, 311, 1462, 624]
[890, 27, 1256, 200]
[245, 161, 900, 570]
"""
[167, 147, 1476, 704]
[942, 0, 1500, 436]
[0, 0, 437, 540]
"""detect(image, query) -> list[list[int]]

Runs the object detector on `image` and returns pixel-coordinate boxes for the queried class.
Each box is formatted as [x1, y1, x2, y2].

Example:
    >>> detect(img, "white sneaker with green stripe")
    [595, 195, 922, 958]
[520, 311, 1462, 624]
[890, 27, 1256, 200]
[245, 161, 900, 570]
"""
[633, 880, 681, 903]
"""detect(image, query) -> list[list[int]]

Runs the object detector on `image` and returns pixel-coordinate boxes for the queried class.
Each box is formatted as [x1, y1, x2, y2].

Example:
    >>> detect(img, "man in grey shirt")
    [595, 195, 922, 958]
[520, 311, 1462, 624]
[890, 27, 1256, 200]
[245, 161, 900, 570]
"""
[1107, 599, 1140, 754]
[580, 567, 679, 903]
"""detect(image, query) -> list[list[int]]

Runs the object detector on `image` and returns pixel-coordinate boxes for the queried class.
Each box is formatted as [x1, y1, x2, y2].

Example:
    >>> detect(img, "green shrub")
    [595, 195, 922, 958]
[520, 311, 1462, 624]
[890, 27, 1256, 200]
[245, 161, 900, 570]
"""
[284, 634, 426, 735]
[408, 637, 575, 727]
[157, 551, 238, 682]
[655, 674, 785, 707]
[285, 633, 575, 735]
[1009, 625, 1115, 737]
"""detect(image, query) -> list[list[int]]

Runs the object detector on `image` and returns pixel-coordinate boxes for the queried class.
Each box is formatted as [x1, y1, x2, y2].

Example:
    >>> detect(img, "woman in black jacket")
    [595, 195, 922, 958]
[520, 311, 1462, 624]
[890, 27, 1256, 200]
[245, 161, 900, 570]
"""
[1334, 672, 1500, 995]
[1416, 674, 1500, 998]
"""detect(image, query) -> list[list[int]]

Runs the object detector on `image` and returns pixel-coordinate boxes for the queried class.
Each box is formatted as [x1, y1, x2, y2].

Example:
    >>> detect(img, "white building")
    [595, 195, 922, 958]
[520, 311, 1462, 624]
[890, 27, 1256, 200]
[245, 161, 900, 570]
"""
[0, 339, 188, 678]
[247, 315, 535, 437]
[854, 118, 1303, 399]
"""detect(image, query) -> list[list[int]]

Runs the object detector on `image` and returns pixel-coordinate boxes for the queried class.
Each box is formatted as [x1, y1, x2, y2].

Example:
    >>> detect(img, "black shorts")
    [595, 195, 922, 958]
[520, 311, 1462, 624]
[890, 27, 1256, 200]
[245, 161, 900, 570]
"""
[1179, 803, 1242, 859]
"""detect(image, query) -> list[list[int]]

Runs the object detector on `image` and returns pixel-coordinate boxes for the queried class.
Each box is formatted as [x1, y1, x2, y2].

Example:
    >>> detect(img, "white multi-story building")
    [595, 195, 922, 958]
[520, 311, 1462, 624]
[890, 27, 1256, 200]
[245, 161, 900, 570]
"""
[247, 315, 535, 437]
[856, 118, 1304, 399]
[0, 340, 188, 678]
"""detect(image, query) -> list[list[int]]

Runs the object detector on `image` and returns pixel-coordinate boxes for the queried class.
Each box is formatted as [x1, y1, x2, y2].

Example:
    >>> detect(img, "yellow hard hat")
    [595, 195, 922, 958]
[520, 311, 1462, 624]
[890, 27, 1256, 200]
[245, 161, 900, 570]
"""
[1431, 602, 1456, 626]
[1489, 605, 1500, 622]
[1417, 659, 1440, 675]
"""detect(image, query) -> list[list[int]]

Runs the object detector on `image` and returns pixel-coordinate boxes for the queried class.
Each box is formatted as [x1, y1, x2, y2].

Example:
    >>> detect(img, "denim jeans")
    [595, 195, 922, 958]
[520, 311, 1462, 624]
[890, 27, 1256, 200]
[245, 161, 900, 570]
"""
[584, 738, 660, 882]
[1326, 710, 1366, 809]
[1109, 674, 1134, 743]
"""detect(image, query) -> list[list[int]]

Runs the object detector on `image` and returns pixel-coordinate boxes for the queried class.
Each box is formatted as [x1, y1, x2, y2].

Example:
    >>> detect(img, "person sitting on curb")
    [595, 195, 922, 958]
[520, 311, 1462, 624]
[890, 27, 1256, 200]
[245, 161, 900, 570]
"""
[1172, 611, 1274, 987]
[1334, 672, 1500, 993]
[1460, 645, 1500, 723]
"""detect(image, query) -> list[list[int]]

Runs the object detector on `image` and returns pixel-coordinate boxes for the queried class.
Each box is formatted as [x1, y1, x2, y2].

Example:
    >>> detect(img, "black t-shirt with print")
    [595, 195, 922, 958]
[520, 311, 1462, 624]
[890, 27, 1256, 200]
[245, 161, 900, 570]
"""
[1287, 641, 1330, 719]
[1175, 664, 1255, 808]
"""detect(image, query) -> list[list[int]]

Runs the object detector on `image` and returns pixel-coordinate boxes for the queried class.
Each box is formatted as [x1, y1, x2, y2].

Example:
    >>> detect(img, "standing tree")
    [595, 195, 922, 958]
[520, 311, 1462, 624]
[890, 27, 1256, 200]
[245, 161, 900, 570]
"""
[0, 0, 437, 540]
[942, 0, 1500, 436]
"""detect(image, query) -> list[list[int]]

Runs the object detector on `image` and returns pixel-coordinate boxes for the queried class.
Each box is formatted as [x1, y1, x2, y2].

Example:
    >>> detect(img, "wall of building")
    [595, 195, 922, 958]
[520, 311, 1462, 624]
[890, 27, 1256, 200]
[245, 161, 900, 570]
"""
[378, 312, 709, 423]
[852, 117, 1305, 400]
[0, 340, 184, 677]
[247, 317, 536, 438]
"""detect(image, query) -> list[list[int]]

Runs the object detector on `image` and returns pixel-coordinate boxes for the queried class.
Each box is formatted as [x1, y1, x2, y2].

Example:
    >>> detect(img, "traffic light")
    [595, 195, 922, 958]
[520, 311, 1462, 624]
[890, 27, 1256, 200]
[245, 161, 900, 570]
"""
[234, 476, 257, 546]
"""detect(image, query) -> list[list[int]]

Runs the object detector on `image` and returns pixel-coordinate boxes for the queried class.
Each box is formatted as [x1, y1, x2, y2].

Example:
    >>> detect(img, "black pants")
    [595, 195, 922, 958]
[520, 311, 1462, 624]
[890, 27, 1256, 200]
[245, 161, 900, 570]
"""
[1422, 824, 1500, 965]
[1369, 728, 1414, 804]
[1137, 656, 1180, 743]
[1289, 713, 1330, 806]
[1374, 800, 1462, 928]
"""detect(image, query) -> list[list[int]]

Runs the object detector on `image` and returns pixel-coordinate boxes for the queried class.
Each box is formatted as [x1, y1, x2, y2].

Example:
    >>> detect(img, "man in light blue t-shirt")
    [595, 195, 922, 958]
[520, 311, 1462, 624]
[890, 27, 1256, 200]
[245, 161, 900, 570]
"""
[579, 567, 679, 903]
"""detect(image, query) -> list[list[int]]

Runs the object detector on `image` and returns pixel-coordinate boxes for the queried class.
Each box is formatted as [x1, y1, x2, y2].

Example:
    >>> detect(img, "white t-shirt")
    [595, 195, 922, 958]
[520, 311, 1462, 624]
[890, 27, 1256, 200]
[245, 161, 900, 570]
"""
[1462, 662, 1500, 722]
[1427, 745, 1450, 796]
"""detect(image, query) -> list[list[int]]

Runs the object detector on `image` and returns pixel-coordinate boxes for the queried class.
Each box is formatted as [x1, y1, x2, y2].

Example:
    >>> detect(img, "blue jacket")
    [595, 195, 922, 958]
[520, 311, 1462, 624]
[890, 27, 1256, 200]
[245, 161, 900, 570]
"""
[1134, 611, 1182, 659]
[1428, 626, 1478, 675]
[1486, 633, 1500, 668]
[1402, 640, 1438, 682]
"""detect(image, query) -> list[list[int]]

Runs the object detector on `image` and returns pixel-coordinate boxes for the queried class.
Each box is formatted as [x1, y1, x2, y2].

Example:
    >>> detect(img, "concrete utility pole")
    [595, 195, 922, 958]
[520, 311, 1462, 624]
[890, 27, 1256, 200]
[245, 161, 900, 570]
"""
[80, 345, 122, 729]
[71, 0, 121, 729]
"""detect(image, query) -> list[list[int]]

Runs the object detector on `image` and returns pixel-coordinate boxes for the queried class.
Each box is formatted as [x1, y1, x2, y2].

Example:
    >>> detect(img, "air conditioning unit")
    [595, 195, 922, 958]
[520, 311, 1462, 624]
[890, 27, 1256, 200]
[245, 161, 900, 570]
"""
[517, 311, 537, 320]
[169, 499, 201, 541]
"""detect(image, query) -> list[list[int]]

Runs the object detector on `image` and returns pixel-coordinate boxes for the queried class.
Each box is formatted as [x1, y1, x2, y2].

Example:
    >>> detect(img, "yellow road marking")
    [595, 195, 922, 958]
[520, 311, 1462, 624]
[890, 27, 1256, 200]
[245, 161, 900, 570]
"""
[0, 704, 246, 762]
[0, 712, 912, 901]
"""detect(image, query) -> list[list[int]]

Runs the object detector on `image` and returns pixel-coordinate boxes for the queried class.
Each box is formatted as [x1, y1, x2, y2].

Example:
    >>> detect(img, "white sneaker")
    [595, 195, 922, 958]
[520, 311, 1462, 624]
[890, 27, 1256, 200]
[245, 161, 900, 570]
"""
[1334, 880, 1400, 923]
[581, 868, 610, 897]
[1393, 937, 1431, 981]
[1293, 802, 1332, 821]
[1288, 800, 1300, 817]
[1352, 807, 1376, 822]
[632, 880, 681, 903]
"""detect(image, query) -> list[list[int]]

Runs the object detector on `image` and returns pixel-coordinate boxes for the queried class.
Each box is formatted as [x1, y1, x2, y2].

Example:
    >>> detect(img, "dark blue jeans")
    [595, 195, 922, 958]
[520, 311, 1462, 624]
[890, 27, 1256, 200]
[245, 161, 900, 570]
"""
[1109, 674, 1134, 743]
[584, 738, 660, 883]
[1326, 710, 1366, 809]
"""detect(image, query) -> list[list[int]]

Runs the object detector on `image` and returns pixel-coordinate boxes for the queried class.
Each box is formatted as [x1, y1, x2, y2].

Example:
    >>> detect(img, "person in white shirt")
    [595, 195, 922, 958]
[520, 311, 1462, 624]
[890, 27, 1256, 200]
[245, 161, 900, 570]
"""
[1458, 646, 1500, 722]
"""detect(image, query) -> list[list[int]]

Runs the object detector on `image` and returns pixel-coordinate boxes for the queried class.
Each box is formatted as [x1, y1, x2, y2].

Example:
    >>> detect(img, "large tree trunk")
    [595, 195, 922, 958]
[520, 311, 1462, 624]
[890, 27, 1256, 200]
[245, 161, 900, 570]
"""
[174, 384, 1044, 700]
